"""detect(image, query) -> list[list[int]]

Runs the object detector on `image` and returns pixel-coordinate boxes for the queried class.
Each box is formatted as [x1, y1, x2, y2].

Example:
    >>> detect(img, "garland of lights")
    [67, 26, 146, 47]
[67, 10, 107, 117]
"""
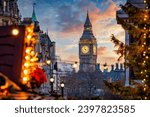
[21, 24, 38, 85]
[141, 0, 149, 100]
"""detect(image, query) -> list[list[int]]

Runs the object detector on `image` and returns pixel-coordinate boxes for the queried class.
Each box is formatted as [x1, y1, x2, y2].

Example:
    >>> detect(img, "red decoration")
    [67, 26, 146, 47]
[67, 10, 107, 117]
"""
[30, 67, 47, 87]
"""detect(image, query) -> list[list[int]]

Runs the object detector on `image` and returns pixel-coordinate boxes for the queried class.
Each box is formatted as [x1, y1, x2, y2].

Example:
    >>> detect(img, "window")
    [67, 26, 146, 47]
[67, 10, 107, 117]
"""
[3, 1, 8, 12]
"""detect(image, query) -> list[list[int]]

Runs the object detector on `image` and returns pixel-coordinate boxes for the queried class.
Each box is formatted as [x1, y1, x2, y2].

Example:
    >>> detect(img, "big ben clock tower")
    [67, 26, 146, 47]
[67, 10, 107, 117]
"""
[79, 11, 97, 72]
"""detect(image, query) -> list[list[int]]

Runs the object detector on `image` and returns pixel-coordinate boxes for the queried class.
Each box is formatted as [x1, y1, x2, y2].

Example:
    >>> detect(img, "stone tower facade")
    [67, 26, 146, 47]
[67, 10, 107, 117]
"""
[79, 12, 97, 72]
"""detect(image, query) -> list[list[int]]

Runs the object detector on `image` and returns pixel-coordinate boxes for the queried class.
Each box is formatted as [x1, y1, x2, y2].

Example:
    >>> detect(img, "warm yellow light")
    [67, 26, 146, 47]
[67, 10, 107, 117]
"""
[30, 58, 38, 62]
[26, 47, 32, 54]
[146, 56, 149, 59]
[25, 56, 30, 60]
[46, 60, 51, 65]
[145, 97, 147, 100]
[144, 14, 148, 18]
[72, 62, 78, 68]
[103, 62, 108, 70]
[22, 77, 28, 84]
[27, 28, 32, 33]
[12, 28, 19, 36]
[24, 62, 30, 67]
[27, 35, 32, 40]
[24, 70, 28, 75]
[50, 77, 54, 83]
[30, 51, 35, 56]
[60, 83, 65, 88]
[23, 77, 28, 82]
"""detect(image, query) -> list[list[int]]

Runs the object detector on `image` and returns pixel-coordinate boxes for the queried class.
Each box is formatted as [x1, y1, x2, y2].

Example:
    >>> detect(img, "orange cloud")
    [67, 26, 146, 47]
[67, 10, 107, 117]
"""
[52, 0, 125, 66]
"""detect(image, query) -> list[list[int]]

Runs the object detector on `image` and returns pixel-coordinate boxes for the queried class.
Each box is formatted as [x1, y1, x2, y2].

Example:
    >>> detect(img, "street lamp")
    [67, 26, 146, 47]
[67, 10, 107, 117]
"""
[12, 28, 19, 36]
[46, 59, 51, 65]
[103, 62, 108, 70]
[60, 81, 65, 97]
[72, 61, 78, 68]
[50, 76, 54, 94]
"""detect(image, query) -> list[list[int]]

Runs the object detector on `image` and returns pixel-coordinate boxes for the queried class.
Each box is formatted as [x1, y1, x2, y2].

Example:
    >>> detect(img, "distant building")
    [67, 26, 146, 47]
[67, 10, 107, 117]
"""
[37, 32, 56, 93]
[21, 4, 56, 93]
[103, 63, 125, 83]
[79, 11, 97, 72]
[116, 0, 150, 85]
[21, 4, 40, 32]
[0, 0, 21, 26]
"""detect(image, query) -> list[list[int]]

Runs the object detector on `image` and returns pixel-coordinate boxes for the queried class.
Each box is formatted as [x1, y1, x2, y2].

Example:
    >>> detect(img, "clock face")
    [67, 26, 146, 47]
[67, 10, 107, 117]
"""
[81, 45, 89, 54]
[93, 45, 96, 55]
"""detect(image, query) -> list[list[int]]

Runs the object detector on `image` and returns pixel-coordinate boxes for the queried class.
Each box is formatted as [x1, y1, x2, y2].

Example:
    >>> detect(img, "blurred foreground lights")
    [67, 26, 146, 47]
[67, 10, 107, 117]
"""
[24, 62, 30, 68]
[23, 77, 28, 82]
[27, 35, 32, 40]
[12, 28, 19, 36]
[30, 51, 35, 56]
[25, 56, 30, 60]
[24, 70, 28, 75]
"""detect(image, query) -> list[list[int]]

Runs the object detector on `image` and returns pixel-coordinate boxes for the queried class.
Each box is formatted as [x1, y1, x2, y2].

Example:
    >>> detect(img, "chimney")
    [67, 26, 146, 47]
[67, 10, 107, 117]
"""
[96, 64, 101, 71]
[111, 64, 114, 71]
[115, 63, 119, 70]
[120, 63, 123, 70]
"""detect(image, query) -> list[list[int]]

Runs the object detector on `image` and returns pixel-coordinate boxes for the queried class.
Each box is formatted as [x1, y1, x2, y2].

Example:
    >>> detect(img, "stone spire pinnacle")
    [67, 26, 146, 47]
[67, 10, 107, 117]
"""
[84, 10, 92, 28]
[80, 11, 95, 40]
[32, 3, 38, 22]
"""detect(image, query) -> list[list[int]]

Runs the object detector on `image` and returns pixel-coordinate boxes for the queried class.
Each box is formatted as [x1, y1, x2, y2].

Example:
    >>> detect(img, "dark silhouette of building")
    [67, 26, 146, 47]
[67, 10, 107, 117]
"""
[0, 0, 21, 26]
[0, 25, 26, 85]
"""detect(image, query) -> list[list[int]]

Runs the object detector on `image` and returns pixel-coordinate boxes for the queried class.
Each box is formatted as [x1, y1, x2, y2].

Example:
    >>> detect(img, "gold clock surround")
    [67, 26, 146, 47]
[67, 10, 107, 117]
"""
[81, 45, 89, 54]
[93, 45, 96, 55]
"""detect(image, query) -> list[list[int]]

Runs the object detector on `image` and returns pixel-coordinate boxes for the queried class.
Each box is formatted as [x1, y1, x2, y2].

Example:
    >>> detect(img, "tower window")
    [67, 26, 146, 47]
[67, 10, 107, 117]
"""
[3, 1, 8, 12]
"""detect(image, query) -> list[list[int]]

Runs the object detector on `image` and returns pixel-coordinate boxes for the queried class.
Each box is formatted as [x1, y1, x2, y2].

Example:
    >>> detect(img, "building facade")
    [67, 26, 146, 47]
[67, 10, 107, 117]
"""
[21, 5, 56, 93]
[79, 12, 97, 72]
[116, 0, 149, 86]
[0, 0, 21, 26]
[103, 63, 125, 83]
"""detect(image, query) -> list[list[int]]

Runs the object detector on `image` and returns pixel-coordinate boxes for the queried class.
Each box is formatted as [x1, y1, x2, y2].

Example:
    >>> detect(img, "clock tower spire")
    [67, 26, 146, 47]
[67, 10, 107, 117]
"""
[79, 11, 97, 72]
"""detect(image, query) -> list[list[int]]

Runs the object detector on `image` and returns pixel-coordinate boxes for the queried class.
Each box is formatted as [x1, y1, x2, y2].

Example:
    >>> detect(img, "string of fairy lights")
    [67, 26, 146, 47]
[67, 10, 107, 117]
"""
[21, 24, 39, 85]
[141, 0, 149, 100]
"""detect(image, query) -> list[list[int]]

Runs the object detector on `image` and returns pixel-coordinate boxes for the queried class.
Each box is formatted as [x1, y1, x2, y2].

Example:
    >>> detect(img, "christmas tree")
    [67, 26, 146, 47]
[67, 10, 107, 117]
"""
[107, 0, 150, 99]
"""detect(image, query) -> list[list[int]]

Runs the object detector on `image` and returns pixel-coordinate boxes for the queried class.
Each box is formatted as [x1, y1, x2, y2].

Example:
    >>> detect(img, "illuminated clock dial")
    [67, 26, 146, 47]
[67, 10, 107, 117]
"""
[93, 45, 96, 55]
[81, 45, 89, 54]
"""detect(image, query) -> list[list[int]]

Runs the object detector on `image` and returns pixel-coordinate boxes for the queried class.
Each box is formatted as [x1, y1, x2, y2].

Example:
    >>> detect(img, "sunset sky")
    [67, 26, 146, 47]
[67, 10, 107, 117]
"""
[18, 0, 126, 70]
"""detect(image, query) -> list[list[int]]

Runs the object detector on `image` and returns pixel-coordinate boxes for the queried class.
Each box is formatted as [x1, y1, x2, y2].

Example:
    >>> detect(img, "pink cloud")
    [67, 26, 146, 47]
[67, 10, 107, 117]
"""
[97, 46, 107, 55]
